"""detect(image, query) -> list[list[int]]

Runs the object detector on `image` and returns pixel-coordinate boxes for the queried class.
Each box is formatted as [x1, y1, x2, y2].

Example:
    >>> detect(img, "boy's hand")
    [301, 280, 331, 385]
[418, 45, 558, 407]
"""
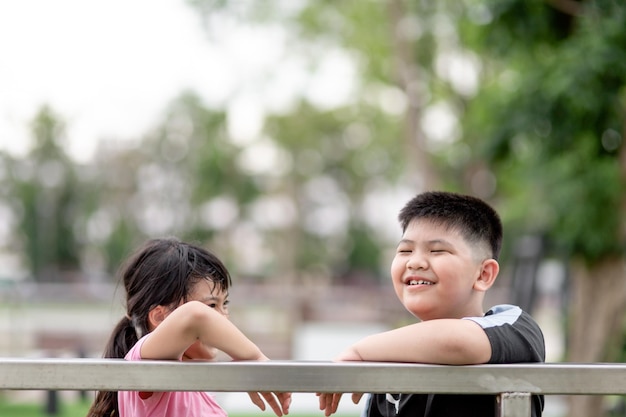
[248, 391, 292, 416]
[351, 393, 364, 404]
[317, 349, 365, 416]
[317, 392, 364, 416]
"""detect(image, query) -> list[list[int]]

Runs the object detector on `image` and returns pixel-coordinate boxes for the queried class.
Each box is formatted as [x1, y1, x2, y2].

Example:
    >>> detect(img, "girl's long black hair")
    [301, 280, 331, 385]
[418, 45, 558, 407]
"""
[86, 237, 231, 417]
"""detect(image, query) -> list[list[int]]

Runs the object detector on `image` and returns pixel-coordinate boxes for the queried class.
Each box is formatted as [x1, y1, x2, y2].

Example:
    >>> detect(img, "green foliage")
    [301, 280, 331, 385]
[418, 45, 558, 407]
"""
[166, 0, 491, 279]
[343, 223, 385, 283]
[461, 0, 626, 265]
[104, 219, 137, 274]
[266, 101, 405, 187]
[5, 106, 90, 281]
[469, 0, 575, 53]
[157, 93, 261, 206]
[546, 146, 624, 261]
[263, 100, 405, 274]
[6, 0, 623, 285]
[296, 2, 393, 82]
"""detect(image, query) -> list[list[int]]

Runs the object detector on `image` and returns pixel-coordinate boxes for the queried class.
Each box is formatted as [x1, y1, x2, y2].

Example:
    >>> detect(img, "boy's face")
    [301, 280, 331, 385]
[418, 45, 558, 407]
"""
[390, 218, 490, 321]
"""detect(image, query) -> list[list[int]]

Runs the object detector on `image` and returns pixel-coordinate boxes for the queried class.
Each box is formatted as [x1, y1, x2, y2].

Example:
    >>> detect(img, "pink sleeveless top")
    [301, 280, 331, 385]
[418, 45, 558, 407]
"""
[118, 335, 228, 417]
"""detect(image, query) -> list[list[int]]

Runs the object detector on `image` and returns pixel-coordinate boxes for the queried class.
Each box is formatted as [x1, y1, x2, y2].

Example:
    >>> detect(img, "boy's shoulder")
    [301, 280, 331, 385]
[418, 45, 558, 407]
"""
[464, 304, 544, 340]
[465, 303, 545, 364]
[464, 304, 526, 328]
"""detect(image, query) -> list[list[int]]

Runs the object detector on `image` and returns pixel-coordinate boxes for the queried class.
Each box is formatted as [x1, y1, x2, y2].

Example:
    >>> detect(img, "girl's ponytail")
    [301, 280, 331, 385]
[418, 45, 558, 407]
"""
[86, 316, 138, 417]
[103, 315, 140, 359]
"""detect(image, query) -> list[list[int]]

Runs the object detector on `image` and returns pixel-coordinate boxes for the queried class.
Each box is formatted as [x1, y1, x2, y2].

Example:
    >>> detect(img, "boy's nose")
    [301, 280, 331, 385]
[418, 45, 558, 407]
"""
[407, 254, 427, 270]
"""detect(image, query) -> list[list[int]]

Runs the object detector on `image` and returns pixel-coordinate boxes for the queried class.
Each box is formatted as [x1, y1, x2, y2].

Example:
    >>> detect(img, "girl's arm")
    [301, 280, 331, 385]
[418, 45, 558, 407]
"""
[139, 300, 291, 416]
[141, 300, 263, 361]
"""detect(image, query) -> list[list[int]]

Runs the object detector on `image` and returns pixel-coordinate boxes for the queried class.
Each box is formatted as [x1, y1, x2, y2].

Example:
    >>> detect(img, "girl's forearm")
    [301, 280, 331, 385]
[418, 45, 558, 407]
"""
[144, 301, 266, 361]
[188, 302, 266, 361]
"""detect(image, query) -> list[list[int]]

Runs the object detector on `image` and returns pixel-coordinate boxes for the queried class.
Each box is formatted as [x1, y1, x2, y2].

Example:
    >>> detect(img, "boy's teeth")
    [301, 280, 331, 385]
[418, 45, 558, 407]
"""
[409, 280, 432, 285]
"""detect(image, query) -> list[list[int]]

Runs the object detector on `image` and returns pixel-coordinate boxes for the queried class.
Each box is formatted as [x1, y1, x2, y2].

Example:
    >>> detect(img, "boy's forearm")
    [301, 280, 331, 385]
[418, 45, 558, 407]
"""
[335, 347, 363, 361]
[338, 319, 491, 365]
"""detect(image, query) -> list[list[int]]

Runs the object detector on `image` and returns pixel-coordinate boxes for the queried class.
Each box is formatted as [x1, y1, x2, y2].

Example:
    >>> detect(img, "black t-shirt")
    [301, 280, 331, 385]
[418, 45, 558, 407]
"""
[364, 305, 545, 417]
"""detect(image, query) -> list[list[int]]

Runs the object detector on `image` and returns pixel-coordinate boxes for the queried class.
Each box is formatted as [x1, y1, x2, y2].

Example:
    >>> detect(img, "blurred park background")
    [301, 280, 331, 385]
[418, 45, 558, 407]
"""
[0, 1, 625, 416]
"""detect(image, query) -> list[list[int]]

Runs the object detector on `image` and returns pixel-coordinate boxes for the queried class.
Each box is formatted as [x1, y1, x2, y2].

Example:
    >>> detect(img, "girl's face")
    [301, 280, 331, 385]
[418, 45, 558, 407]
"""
[188, 279, 230, 318]
[182, 279, 230, 361]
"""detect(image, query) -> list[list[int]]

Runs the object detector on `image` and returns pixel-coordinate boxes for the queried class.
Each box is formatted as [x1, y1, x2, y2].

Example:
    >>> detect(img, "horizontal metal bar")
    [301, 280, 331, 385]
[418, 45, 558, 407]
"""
[1, 358, 625, 395]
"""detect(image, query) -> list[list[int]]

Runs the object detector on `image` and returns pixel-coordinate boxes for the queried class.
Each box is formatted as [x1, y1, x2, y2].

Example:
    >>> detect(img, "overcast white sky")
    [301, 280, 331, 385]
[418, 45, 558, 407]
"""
[0, 0, 223, 161]
[0, 0, 348, 163]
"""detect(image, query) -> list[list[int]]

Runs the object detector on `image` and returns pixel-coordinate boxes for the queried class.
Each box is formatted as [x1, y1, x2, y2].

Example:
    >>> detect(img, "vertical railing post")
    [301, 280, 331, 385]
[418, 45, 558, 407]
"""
[45, 390, 59, 416]
[496, 392, 532, 417]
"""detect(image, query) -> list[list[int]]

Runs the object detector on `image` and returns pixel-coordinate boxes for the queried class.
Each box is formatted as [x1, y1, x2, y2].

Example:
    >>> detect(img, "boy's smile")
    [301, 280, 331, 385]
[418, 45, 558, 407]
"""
[407, 280, 433, 286]
[403, 275, 436, 293]
[391, 219, 489, 321]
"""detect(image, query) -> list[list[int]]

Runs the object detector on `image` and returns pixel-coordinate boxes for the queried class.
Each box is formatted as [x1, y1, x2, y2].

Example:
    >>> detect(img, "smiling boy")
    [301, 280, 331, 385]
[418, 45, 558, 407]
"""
[318, 191, 545, 417]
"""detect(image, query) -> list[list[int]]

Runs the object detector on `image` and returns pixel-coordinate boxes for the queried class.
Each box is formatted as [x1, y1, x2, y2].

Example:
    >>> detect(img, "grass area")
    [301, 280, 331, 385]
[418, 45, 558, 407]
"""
[0, 399, 91, 417]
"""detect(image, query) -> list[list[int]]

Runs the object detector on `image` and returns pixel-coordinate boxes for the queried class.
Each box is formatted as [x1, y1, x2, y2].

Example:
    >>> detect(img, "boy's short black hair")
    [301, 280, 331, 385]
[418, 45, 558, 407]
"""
[398, 191, 503, 260]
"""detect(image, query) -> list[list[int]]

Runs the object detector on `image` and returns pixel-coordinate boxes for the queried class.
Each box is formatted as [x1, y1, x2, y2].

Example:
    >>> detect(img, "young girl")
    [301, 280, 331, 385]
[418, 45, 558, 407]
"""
[87, 237, 291, 417]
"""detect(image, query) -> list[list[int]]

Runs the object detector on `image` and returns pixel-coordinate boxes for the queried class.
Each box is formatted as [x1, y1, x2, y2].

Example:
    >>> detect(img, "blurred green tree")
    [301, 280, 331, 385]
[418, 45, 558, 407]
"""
[5, 106, 94, 282]
[135, 90, 406, 284]
[263, 100, 405, 284]
[459, 2, 626, 416]
[3, 10, 621, 417]
[138, 92, 262, 263]
[81, 93, 242, 275]
[186, 3, 626, 415]
[183, 0, 467, 285]
[87, 139, 145, 274]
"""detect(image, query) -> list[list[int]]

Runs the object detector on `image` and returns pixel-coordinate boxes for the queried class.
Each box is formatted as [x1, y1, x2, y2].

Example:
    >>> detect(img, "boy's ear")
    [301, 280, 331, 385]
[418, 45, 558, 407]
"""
[147, 305, 168, 329]
[474, 259, 499, 292]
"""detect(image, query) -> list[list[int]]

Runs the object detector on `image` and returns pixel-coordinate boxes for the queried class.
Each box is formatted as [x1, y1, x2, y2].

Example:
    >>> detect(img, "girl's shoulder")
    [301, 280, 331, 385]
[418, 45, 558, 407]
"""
[125, 334, 151, 361]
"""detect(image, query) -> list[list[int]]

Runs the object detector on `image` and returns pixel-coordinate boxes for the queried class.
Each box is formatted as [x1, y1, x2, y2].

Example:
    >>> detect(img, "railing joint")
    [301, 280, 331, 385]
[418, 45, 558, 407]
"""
[497, 392, 532, 417]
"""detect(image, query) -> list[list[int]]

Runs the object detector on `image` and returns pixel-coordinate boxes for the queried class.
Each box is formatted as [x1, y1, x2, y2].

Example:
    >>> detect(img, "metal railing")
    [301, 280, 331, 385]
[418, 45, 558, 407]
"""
[1, 358, 625, 417]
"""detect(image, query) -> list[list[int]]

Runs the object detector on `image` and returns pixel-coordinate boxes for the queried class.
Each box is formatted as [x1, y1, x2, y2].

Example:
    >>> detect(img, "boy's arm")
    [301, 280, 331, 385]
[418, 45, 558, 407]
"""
[337, 318, 491, 365]
[318, 319, 491, 416]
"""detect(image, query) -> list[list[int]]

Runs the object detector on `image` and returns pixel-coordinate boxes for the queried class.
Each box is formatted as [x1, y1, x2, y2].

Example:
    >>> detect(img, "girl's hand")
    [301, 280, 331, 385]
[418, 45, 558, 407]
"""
[317, 392, 342, 417]
[246, 355, 291, 415]
[247, 391, 291, 416]
[182, 340, 218, 361]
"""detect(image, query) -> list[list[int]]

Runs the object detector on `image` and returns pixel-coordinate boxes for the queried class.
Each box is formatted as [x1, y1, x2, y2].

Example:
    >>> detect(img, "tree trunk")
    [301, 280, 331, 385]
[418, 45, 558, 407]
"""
[387, 0, 439, 191]
[566, 257, 626, 417]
